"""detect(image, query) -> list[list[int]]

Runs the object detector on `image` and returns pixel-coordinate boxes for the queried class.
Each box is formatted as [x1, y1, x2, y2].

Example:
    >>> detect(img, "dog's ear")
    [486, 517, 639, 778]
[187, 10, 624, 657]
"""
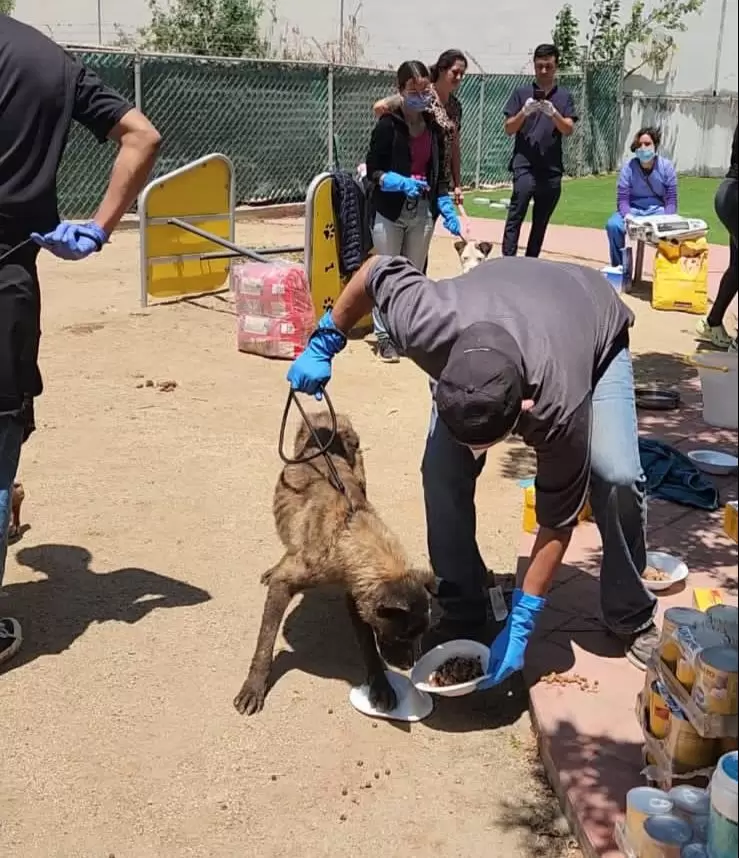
[476, 241, 494, 259]
[453, 239, 467, 257]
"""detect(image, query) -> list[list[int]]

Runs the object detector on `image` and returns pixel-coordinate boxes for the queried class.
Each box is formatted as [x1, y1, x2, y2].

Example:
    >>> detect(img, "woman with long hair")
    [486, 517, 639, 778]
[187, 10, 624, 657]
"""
[373, 49, 468, 206]
[365, 60, 461, 362]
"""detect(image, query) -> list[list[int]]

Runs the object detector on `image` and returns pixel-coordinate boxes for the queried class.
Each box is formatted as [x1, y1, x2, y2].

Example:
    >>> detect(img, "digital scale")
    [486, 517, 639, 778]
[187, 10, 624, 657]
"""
[626, 213, 709, 246]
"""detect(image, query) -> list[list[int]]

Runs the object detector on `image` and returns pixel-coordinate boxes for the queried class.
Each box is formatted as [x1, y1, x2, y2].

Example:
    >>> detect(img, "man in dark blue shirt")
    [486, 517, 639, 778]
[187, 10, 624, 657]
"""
[501, 44, 578, 257]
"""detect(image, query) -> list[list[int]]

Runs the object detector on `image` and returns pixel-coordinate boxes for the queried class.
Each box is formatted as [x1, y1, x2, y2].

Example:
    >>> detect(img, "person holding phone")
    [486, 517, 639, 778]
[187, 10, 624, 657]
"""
[501, 44, 578, 258]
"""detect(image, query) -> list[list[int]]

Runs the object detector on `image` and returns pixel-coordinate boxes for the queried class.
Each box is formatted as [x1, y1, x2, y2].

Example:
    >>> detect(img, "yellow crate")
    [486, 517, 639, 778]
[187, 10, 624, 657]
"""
[651, 240, 709, 315]
[724, 501, 738, 543]
[522, 484, 591, 534]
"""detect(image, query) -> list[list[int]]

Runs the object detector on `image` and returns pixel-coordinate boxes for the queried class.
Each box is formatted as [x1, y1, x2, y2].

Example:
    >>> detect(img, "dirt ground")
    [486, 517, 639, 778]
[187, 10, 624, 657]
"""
[1, 218, 716, 858]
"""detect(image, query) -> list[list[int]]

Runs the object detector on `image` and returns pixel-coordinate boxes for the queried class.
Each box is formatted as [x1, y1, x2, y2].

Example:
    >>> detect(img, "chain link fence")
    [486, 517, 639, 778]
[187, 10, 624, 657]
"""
[57, 48, 622, 219]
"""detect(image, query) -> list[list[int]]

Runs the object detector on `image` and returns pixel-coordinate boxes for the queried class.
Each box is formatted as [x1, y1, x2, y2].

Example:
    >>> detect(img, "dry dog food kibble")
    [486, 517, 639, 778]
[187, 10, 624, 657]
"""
[428, 656, 484, 687]
[643, 565, 671, 582]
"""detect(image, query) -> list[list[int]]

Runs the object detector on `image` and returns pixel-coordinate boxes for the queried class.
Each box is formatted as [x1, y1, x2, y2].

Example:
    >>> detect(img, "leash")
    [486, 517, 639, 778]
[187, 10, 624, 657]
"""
[278, 389, 347, 496]
[0, 237, 34, 265]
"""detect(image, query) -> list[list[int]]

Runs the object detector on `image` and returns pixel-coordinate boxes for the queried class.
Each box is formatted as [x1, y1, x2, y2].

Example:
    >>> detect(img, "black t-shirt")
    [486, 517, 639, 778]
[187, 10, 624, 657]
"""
[503, 82, 578, 177]
[0, 15, 133, 242]
[0, 15, 133, 416]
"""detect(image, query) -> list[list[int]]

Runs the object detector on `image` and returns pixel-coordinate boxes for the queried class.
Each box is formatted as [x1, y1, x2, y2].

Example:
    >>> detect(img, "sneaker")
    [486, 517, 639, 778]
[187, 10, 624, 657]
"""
[376, 339, 400, 363]
[0, 617, 22, 666]
[625, 623, 660, 671]
[695, 317, 735, 350]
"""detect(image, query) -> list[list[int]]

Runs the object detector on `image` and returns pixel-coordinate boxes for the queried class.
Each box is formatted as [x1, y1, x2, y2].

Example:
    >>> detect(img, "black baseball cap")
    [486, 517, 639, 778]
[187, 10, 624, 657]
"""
[435, 323, 524, 446]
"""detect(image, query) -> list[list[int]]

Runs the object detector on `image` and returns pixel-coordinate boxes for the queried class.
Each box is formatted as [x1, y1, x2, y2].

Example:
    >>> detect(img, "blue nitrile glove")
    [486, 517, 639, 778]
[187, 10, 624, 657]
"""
[286, 310, 347, 400]
[437, 195, 462, 236]
[477, 588, 547, 689]
[379, 172, 429, 199]
[31, 221, 108, 261]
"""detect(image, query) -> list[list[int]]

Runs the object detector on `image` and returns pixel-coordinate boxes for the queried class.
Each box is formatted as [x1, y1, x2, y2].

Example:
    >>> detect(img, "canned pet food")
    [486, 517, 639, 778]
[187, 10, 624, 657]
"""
[707, 605, 739, 646]
[643, 813, 693, 857]
[661, 608, 706, 667]
[675, 627, 726, 692]
[626, 787, 674, 853]
[665, 707, 719, 773]
[692, 646, 738, 716]
[681, 844, 708, 858]
[668, 785, 710, 823]
[650, 679, 672, 739]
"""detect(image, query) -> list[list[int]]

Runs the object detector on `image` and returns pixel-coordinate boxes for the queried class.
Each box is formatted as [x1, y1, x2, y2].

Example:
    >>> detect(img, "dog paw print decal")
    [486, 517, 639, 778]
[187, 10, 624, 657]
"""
[323, 223, 336, 240]
[322, 296, 334, 312]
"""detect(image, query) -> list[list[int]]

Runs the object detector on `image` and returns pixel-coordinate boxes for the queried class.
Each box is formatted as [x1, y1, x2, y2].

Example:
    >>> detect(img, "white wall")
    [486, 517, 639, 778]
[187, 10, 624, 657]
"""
[12, 0, 738, 95]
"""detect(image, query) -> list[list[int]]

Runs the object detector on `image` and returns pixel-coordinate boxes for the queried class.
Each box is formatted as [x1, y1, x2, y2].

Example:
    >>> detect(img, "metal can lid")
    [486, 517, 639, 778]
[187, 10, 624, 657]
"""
[698, 645, 739, 673]
[668, 785, 710, 816]
[644, 813, 693, 845]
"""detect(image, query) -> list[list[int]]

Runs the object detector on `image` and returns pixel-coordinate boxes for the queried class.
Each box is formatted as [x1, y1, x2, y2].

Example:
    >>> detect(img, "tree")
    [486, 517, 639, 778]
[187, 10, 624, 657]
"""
[585, 0, 704, 76]
[143, 0, 269, 58]
[552, 4, 582, 71]
[0, 0, 15, 14]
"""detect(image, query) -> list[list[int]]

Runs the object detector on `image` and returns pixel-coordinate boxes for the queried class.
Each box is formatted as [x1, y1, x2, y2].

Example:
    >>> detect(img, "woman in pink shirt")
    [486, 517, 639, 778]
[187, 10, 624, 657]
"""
[365, 60, 461, 362]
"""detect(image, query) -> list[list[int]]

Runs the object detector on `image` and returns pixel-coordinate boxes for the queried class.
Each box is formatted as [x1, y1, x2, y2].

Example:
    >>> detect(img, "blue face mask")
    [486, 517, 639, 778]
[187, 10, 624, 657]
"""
[404, 93, 432, 112]
[637, 147, 656, 163]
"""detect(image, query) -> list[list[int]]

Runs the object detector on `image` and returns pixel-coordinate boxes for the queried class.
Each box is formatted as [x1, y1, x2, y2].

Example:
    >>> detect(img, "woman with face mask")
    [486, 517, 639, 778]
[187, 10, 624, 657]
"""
[365, 60, 461, 363]
[373, 50, 468, 207]
[605, 126, 678, 267]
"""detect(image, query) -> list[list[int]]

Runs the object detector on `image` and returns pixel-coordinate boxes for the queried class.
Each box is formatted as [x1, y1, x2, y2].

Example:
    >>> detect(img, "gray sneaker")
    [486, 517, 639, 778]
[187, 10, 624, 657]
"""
[376, 339, 400, 363]
[625, 623, 660, 671]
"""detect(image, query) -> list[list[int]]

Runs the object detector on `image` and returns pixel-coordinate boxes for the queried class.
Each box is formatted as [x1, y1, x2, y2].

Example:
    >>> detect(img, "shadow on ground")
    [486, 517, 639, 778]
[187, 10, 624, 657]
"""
[1, 544, 211, 675]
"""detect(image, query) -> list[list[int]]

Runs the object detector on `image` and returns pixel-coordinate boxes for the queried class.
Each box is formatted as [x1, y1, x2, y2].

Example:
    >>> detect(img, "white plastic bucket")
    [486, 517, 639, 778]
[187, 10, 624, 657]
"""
[708, 751, 738, 858]
[693, 352, 738, 429]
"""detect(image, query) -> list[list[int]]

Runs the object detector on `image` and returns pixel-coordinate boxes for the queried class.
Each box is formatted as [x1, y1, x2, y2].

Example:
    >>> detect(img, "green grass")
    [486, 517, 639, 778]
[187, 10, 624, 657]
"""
[463, 175, 729, 246]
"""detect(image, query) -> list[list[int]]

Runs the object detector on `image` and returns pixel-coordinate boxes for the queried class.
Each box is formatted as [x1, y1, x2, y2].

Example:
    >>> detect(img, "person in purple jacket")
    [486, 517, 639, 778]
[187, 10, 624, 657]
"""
[606, 126, 678, 267]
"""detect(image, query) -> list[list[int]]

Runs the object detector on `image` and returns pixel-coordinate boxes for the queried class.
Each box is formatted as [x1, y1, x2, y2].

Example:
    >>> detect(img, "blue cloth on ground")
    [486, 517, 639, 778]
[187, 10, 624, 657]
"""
[638, 438, 719, 511]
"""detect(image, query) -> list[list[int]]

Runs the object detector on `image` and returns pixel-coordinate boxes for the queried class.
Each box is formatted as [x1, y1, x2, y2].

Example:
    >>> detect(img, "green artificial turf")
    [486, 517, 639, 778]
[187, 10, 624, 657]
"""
[463, 175, 729, 246]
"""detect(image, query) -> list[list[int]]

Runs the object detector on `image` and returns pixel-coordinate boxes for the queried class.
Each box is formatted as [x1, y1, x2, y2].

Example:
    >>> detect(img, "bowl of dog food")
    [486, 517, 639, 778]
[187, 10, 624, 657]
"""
[686, 449, 739, 476]
[641, 551, 689, 592]
[410, 639, 491, 697]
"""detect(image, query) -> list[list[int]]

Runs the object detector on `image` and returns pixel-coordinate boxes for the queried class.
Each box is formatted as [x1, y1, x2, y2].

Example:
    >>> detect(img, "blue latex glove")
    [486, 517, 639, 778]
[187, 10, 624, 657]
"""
[286, 310, 347, 400]
[437, 195, 462, 236]
[477, 588, 547, 689]
[31, 221, 108, 261]
[380, 172, 429, 199]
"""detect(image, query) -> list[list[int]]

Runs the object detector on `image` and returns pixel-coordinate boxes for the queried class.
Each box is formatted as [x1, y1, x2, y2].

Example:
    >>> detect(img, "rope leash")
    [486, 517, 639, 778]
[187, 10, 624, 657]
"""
[0, 237, 34, 265]
[278, 389, 347, 496]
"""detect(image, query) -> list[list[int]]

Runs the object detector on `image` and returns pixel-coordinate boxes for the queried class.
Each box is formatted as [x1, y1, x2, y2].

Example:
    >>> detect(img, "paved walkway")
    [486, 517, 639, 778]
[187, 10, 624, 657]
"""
[516, 377, 738, 857]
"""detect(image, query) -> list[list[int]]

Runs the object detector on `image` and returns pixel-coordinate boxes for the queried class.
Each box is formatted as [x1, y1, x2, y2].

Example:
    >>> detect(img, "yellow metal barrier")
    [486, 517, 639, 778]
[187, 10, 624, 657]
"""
[304, 172, 372, 332]
[139, 153, 235, 306]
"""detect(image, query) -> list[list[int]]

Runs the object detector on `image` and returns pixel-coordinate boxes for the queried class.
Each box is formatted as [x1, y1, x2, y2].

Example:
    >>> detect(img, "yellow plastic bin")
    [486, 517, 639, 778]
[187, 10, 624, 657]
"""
[651, 238, 709, 315]
[522, 484, 592, 534]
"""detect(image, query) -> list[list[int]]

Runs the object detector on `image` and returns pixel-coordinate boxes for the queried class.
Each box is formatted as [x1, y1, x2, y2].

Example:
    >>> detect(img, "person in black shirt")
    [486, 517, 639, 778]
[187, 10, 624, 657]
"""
[501, 44, 578, 258]
[695, 124, 738, 352]
[0, 16, 161, 666]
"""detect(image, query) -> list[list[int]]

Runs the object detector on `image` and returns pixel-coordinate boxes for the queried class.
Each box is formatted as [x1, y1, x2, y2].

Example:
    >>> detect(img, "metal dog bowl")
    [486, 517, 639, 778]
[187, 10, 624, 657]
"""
[635, 384, 681, 411]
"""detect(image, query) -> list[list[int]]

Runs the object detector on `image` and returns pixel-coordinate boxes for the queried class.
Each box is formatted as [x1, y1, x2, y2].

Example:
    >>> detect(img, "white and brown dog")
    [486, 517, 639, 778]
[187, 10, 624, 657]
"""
[454, 239, 494, 274]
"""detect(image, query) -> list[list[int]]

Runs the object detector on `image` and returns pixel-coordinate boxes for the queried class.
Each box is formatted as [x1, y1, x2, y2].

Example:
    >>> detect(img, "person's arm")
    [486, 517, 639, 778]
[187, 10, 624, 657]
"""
[617, 162, 633, 216]
[365, 116, 394, 185]
[330, 256, 382, 333]
[372, 93, 402, 118]
[523, 398, 591, 595]
[662, 159, 678, 214]
[92, 109, 161, 235]
[550, 89, 577, 137]
[451, 100, 463, 191]
[503, 89, 526, 136]
[70, 61, 160, 235]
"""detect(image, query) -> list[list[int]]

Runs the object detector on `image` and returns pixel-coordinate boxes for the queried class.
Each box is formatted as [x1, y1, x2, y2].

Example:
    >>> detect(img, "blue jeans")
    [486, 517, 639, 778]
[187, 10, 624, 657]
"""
[1, 416, 24, 588]
[372, 199, 434, 340]
[606, 207, 664, 266]
[421, 346, 656, 635]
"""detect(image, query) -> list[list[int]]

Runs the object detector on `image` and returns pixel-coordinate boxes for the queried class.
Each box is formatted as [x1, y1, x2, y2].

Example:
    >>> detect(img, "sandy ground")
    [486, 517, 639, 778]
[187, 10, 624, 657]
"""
[1, 218, 718, 858]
